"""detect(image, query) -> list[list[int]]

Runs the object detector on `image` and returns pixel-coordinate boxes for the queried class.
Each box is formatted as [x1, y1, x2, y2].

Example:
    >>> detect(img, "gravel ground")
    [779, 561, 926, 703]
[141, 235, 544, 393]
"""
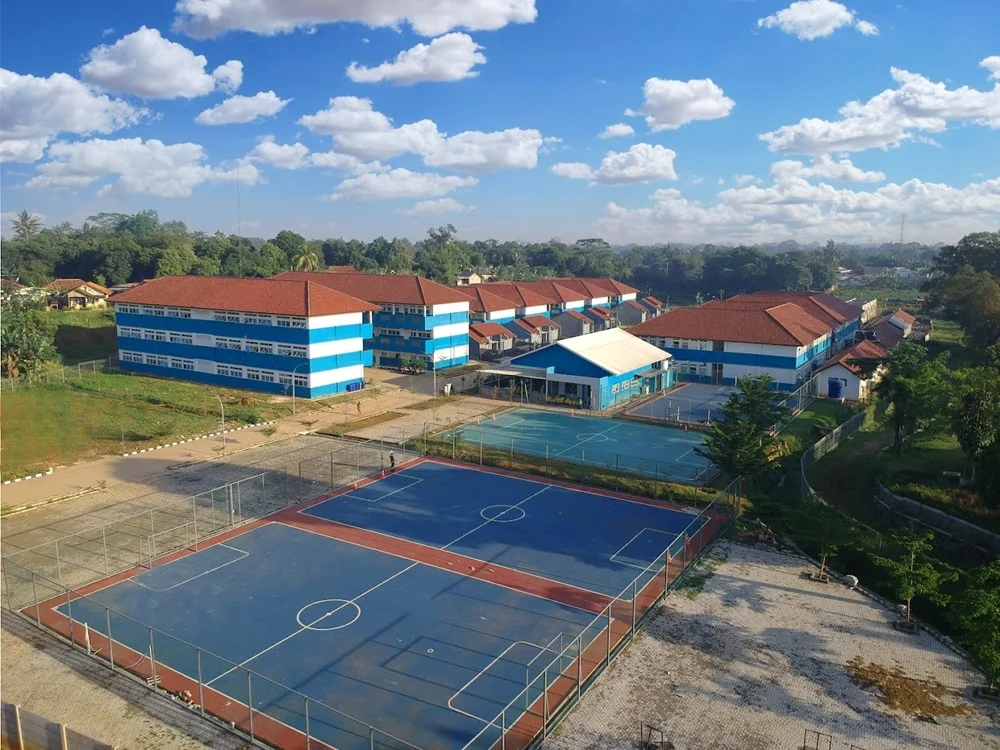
[544, 542, 1000, 750]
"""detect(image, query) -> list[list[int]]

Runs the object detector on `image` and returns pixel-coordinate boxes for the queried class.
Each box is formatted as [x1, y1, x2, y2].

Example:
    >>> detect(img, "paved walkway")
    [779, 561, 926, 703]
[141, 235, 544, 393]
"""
[346, 394, 506, 442]
[0, 385, 425, 514]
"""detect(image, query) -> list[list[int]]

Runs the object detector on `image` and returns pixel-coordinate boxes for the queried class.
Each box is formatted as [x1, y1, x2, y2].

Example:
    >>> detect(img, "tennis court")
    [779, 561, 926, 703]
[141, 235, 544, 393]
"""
[27, 459, 729, 750]
[445, 407, 714, 484]
[628, 382, 737, 424]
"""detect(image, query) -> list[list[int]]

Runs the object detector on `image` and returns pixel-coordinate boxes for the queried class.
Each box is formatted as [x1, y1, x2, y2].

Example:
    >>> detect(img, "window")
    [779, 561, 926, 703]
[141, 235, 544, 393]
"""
[166, 308, 192, 318]
[214, 311, 241, 323]
[170, 358, 195, 371]
[116, 304, 140, 315]
[121, 351, 143, 363]
[379, 328, 402, 337]
[243, 313, 273, 326]
[143, 306, 165, 316]
[146, 354, 168, 367]
[279, 373, 308, 387]
[258, 371, 275, 383]
[275, 343, 307, 357]
[217, 365, 244, 378]
[119, 327, 142, 338]
[671, 340, 680, 348]
[245, 340, 273, 354]
[216, 337, 242, 350]
[246, 368, 263, 381]
[410, 330, 431, 339]
[143, 330, 167, 342]
[169, 332, 194, 345]
[276, 316, 305, 328]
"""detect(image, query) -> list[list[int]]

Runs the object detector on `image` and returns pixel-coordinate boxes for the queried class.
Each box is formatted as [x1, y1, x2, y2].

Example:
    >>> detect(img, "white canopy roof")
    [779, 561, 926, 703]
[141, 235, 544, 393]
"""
[541, 327, 670, 376]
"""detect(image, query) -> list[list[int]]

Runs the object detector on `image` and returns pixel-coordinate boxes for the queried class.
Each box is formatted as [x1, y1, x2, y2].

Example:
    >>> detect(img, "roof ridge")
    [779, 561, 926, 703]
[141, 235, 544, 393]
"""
[764, 302, 814, 345]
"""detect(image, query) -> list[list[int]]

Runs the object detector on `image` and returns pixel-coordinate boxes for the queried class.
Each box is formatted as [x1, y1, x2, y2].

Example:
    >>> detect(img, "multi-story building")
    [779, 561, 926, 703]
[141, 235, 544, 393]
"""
[480, 283, 552, 319]
[111, 276, 377, 398]
[629, 291, 861, 391]
[276, 271, 471, 370]
[457, 286, 516, 324]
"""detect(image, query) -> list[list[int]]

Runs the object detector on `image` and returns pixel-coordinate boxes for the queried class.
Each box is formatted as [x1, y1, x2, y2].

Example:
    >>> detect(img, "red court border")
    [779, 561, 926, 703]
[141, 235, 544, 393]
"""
[23, 455, 730, 750]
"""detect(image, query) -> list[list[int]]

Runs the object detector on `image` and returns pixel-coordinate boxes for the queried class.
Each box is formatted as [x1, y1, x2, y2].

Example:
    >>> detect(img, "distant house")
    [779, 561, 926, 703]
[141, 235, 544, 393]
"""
[583, 305, 617, 331]
[505, 316, 560, 347]
[615, 299, 652, 327]
[326, 265, 358, 273]
[637, 296, 666, 317]
[816, 339, 886, 401]
[44, 279, 112, 309]
[552, 309, 594, 338]
[109, 282, 141, 294]
[456, 269, 496, 286]
[469, 322, 515, 359]
[846, 297, 880, 324]
[866, 309, 915, 350]
[456, 286, 517, 324]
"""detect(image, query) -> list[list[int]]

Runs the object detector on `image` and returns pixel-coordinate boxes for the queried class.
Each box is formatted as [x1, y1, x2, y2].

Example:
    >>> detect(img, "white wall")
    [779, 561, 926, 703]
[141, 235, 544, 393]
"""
[308, 312, 364, 329]
[486, 309, 516, 321]
[523, 304, 548, 317]
[432, 321, 470, 339]
[724, 342, 799, 358]
[589, 296, 610, 306]
[309, 338, 363, 358]
[431, 344, 470, 362]
[564, 300, 585, 310]
[724, 363, 797, 385]
[620, 292, 638, 302]
[432, 301, 470, 315]
[311, 363, 365, 387]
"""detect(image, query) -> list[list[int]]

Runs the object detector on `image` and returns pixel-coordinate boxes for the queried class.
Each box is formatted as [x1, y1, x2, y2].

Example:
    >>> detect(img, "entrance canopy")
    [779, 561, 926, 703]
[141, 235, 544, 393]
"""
[478, 366, 549, 380]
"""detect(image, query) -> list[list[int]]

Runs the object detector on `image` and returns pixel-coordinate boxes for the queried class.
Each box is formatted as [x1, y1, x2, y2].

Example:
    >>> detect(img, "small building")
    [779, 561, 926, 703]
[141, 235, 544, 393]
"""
[276, 271, 471, 370]
[554, 277, 639, 307]
[866, 309, 915, 350]
[506, 328, 673, 411]
[846, 297, 880, 324]
[111, 276, 378, 398]
[615, 299, 652, 327]
[816, 339, 886, 400]
[469, 322, 515, 360]
[456, 269, 496, 286]
[638, 296, 666, 317]
[583, 305, 617, 331]
[44, 279, 111, 309]
[505, 316, 560, 347]
[552, 309, 594, 338]
[457, 286, 517, 324]
[482, 283, 553, 319]
[496, 280, 587, 317]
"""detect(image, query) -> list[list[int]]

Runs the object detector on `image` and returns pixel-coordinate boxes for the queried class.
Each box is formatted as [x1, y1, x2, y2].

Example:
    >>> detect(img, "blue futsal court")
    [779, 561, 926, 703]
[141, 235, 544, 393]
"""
[445, 407, 714, 483]
[54, 461, 714, 750]
[628, 382, 737, 424]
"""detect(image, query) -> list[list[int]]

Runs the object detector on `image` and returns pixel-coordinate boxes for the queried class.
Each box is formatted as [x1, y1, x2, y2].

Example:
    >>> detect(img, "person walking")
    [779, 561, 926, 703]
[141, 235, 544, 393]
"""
[356, 401, 362, 417]
[389, 451, 396, 472]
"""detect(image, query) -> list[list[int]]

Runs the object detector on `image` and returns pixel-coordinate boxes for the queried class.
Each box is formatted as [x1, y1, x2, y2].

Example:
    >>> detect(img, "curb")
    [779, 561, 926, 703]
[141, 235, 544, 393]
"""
[120, 422, 277, 458]
[0, 486, 101, 518]
[2, 468, 54, 485]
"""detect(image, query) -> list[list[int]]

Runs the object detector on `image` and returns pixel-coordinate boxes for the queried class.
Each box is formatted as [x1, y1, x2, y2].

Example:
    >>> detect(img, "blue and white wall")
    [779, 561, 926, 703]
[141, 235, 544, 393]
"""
[369, 300, 469, 370]
[637, 334, 831, 391]
[517, 302, 550, 319]
[114, 303, 373, 398]
[470, 306, 516, 324]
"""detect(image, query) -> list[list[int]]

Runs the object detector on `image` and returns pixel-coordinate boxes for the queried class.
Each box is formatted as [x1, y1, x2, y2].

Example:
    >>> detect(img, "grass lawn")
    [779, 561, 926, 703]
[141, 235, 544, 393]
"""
[924, 318, 974, 368]
[779, 399, 854, 454]
[41, 308, 118, 364]
[832, 286, 921, 308]
[316, 411, 406, 436]
[0, 371, 384, 479]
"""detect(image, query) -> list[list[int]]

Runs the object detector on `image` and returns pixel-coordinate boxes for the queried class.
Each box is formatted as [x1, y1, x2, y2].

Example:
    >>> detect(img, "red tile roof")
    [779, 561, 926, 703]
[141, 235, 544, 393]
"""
[587, 306, 612, 320]
[111, 276, 378, 316]
[562, 277, 640, 296]
[734, 291, 861, 325]
[44, 279, 111, 296]
[275, 271, 469, 306]
[469, 322, 515, 344]
[514, 315, 560, 334]
[816, 339, 886, 375]
[624, 300, 648, 311]
[892, 309, 916, 325]
[481, 283, 556, 308]
[644, 296, 664, 308]
[561, 309, 591, 322]
[547, 278, 615, 299]
[870, 314, 906, 349]
[629, 302, 830, 346]
[325, 265, 357, 273]
[505, 280, 586, 304]
[456, 285, 519, 313]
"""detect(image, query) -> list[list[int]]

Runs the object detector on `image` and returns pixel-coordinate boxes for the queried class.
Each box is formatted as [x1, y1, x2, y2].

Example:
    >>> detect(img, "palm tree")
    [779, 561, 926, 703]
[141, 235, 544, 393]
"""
[295, 246, 321, 272]
[11, 210, 42, 240]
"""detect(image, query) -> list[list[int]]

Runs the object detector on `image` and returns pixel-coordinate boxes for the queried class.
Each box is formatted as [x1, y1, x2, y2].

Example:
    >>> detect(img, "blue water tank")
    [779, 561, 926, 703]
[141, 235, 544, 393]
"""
[828, 379, 844, 399]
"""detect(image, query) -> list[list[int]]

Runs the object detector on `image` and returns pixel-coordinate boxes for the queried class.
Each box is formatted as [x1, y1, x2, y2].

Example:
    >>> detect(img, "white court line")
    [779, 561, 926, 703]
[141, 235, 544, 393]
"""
[554, 421, 622, 457]
[333, 477, 424, 505]
[609, 528, 675, 571]
[448, 639, 551, 724]
[130, 544, 249, 593]
[442, 485, 549, 551]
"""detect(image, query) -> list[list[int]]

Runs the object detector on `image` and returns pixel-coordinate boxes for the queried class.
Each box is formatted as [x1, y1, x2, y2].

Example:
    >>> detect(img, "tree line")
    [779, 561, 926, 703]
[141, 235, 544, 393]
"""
[4, 210, 937, 301]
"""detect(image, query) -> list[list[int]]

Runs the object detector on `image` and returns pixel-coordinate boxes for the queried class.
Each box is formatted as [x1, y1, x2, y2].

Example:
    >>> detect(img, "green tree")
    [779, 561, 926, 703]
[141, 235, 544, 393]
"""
[954, 561, 1000, 690]
[11, 210, 42, 239]
[800, 503, 857, 579]
[951, 368, 1000, 483]
[155, 244, 197, 277]
[0, 296, 57, 377]
[295, 244, 322, 271]
[271, 230, 307, 266]
[870, 530, 957, 624]
[733, 374, 792, 431]
[875, 341, 949, 456]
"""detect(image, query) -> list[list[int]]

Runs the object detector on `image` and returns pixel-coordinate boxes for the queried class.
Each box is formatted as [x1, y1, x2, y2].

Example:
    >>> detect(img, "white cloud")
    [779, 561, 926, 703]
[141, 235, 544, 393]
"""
[400, 198, 476, 215]
[625, 77, 735, 131]
[299, 96, 544, 171]
[599, 123, 635, 139]
[195, 91, 290, 125]
[248, 136, 310, 169]
[982, 56, 1000, 80]
[80, 26, 242, 99]
[757, 1, 878, 41]
[346, 33, 486, 85]
[760, 61, 1000, 154]
[25, 137, 260, 197]
[551, 143, 678, 185]
[690, 176, 704, 185]
[174, 0, 538, 38]
[770, 155, 885, 183]
[595, 173, 1000, 244]
[331, 168, 476, 202]
[0, 68, 146, 163]
[732, 174, 758, 186]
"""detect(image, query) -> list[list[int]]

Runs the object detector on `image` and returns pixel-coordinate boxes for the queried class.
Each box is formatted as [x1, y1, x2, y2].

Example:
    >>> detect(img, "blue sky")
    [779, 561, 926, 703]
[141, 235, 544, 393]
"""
[1, 0, 998, 244]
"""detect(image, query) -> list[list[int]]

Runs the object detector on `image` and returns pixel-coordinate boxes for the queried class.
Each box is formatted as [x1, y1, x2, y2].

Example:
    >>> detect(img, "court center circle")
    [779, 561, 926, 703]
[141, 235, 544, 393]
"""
[296, 599, 362, 631]
[575, 433, 610, 442]
[480, 505, 526, 523]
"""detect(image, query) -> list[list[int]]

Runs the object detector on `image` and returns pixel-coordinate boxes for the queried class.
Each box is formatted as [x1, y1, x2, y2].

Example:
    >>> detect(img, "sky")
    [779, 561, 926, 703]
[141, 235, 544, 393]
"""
[1, 0, 998, 245]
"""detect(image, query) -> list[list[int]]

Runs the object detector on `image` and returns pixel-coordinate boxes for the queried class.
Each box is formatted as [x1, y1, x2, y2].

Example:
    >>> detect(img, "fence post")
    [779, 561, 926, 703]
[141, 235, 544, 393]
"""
[329, 452, 334, 490]
[576, 635, 583, 698]
[510, 438, 514, 470]
[304, 697, 311, 749]
[501, 710, 506, 750]
[664, 553, 670, 592]
[543, 666, 549, 735]
[615, 454, 620, 492]
[631, 580, 637, 634]
[247, 671, 254, 739]
[13, 705, 24, 750]
[107, 609, 115, 672]
[149, 627, 157, 687]
[31, 573, 40, 625]
[196, 648, 205, 717]
[452, 431, 456, 461]
[606, 607, 612, 665]
[102, 526, 109, 574]
[66, 590, 74, 646]
[480, 433, 483, 465]
[369, 727, 375, 750]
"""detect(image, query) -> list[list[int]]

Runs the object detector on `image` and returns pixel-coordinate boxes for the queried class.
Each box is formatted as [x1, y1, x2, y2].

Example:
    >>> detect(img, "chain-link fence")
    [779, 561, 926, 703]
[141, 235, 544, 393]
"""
[0, 356, 119, 393]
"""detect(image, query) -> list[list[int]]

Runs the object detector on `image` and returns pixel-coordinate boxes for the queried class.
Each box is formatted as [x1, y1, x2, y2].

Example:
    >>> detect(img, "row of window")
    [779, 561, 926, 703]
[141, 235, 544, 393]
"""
[380, 305, 429, 316]
[118, 328, 308, 357]
[116, 303, 307, 328]
[375, 328, 432, 339]
[121, 351, 309, 386]
[375, 350, 431, 363]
